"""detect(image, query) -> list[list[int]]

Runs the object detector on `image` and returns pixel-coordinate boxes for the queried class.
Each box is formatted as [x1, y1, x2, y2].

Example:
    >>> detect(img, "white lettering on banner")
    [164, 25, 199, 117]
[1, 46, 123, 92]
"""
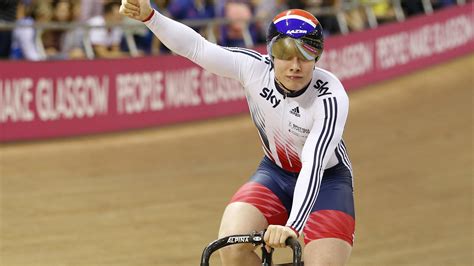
[0, 78, 34, 122]
[409, 25, 433, 59]
[36, 76, 108, 121]
[201, 70, 245, 104]
[165, 68, 201, 108]
[319, 42, 373, 80]
[377, 15, 473, 69]
[116, 71, 164, 114]
[376, 32, 410, 69]
[434, 16, 472, 52]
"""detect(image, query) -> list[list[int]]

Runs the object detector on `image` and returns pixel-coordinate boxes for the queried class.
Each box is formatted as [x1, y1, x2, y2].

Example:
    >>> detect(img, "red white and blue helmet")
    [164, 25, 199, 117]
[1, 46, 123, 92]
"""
[266, 9, 324, 62]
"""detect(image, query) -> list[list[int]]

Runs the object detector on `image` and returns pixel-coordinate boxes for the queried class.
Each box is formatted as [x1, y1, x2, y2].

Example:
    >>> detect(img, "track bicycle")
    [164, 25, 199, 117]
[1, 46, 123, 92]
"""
[200, 230, 303, 266]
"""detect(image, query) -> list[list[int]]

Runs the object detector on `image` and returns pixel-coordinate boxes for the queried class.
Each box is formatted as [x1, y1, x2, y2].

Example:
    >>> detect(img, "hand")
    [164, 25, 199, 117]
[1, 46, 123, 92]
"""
[119, 0, 154, 22]
[264, 225, 298, 249]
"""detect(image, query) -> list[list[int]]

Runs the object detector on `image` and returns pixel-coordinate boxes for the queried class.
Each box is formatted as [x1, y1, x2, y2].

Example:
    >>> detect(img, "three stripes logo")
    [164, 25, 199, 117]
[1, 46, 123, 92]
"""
[290, 106, 301, 117]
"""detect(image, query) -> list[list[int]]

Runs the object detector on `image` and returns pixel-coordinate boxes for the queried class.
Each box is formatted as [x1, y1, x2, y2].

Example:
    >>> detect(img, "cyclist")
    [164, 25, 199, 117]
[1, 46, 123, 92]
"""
[120, 1, 355, 265]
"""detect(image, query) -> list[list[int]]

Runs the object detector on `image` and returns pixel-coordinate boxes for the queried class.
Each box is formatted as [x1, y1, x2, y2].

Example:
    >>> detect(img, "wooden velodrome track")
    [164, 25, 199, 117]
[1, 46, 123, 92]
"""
[1, 54, 472, 266]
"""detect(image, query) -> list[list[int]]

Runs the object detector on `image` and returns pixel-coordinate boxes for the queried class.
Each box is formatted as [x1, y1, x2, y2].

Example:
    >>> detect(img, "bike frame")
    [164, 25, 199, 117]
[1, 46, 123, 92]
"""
[200, 231, 303, 266]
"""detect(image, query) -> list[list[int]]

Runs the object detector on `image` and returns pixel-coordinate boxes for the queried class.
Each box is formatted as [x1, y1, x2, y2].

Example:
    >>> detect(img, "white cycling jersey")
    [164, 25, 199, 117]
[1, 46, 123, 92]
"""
[145, 10, 353, 234]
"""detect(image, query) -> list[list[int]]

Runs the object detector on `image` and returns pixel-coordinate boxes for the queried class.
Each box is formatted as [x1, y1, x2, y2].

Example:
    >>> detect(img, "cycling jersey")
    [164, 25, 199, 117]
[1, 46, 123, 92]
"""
[145, 11, 353, 234]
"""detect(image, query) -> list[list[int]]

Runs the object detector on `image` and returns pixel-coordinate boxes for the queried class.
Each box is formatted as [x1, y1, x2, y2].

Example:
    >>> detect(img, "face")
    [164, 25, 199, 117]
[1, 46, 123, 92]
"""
[54, 1, 71, 22]
[269, 37, 318, 91]
[274, 57, 315, 92]
[72, 2, 81, 20]
[105, 5, 123, 24]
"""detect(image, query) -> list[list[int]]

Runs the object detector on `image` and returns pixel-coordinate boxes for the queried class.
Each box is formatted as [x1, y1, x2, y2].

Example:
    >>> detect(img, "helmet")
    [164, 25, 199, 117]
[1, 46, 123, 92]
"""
[266, 9, 324, 62]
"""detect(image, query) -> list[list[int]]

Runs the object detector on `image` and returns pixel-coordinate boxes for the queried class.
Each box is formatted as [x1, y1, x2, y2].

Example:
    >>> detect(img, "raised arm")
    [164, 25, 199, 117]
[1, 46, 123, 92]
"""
[119, 0, 265, 83]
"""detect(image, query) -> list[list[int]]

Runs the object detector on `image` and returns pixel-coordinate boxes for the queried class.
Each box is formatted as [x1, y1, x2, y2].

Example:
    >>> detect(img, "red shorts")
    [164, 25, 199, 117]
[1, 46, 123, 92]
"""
[230, 156, 355, 245]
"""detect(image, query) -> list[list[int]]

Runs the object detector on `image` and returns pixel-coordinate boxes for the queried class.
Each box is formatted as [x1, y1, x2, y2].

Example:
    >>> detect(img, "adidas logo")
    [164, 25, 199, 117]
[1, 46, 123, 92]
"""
[290, 106, 300, 117]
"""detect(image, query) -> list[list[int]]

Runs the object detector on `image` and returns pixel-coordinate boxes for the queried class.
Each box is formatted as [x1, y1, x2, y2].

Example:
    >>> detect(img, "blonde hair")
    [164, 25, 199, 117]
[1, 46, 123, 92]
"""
[272, 38, 300, 60]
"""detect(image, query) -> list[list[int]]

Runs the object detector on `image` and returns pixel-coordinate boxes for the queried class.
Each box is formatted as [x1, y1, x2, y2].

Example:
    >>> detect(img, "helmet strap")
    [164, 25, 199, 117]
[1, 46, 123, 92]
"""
[275, 77, 294, 94]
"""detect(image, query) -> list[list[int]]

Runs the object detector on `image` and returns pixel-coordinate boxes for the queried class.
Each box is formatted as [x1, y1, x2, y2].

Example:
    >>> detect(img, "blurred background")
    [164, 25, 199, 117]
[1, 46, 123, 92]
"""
[0, 0, 467, 60]
[0, 0, 472, 265]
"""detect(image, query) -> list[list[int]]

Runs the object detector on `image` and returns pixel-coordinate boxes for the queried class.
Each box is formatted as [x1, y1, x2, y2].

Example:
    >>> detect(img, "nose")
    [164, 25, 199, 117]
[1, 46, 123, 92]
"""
[289, 57, 301, 72]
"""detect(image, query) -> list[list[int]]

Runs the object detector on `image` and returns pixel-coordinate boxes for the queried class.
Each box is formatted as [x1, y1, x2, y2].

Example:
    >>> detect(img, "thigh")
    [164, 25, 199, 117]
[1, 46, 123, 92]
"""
[304, 238, 352, 266]
[228, 157, 297, 227]
[218, 202, 268, 238]
[218, 202, 267, 265]
[303, 176, 355, 246]
[219, 157, 296, 236]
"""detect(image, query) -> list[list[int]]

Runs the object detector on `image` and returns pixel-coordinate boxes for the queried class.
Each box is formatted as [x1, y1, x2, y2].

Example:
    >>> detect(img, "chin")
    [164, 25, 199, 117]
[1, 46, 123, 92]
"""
[285, 82, 304, 91]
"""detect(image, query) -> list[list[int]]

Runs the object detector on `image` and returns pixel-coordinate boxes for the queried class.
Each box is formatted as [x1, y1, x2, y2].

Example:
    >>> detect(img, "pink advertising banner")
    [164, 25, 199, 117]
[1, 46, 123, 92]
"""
[314, 3, 474, 89]
[1, 3, 472, 142]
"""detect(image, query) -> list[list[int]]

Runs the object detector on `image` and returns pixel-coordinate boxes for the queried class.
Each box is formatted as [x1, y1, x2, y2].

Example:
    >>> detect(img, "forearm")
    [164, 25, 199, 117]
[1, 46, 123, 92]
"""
[142, 10, 248, 80]
[286, 95, 349, 233]
[143, 10, 205, 60]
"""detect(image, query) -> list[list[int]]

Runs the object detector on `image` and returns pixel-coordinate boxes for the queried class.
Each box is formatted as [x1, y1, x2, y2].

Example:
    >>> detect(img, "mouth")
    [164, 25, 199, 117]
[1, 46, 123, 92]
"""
[287, 76, 303, 80]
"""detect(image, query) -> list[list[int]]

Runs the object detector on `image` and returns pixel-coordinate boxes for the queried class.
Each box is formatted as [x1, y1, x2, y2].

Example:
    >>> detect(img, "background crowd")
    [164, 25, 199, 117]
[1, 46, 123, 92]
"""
[0, 0, 466, 60]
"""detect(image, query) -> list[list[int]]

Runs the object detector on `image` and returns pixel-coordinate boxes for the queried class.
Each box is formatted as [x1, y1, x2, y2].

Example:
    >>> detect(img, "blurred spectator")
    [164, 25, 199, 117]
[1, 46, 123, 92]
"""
[217, 0, 258, 47]
[343, 0, 369, 32]
[402, 0, 457, 17]
[287, 0, 306, 9]
[168, 0, 215, 36]
[0, 0, 18, 59]
[306, 0, 342, 36]
[88, 1, 127, 58]
[42, 0, 73, 59]
[61, 1, 87, 59]
[10, 1, 51, 60]
[431, 0, 457, 9]
[361, 0, 397, 24]
[340, 0, 396, 31]
[130, 0, 171, 55]
[253, 0, 288, 43]
[401, 0, 425, 16]
[80, 0, 103, 22]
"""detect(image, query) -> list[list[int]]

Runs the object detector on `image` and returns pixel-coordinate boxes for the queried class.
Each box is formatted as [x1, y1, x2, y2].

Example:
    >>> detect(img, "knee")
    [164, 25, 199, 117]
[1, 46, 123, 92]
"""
[219, 243, 255, 263]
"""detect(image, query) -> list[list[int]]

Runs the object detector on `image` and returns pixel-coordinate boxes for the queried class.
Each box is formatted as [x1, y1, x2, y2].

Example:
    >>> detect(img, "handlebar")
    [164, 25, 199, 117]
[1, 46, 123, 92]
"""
[200, 231, 303, 266]
[284, 236, 303, 265]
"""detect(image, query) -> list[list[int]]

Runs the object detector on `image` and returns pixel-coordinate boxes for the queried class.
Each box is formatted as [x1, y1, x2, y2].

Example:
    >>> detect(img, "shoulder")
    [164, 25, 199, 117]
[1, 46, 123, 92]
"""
[309, 67, 348, 112]
[313, 67, 344, 88]
[223, 47, 270, 64]
[312, 67, 346, 97]
[223, 47, 273, 82]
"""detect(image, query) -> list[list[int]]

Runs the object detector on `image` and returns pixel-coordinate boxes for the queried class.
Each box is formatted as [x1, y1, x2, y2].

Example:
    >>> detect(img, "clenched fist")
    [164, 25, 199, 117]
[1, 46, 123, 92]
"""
[119, 0, 154, 22]
[264, 225, 298, 249]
